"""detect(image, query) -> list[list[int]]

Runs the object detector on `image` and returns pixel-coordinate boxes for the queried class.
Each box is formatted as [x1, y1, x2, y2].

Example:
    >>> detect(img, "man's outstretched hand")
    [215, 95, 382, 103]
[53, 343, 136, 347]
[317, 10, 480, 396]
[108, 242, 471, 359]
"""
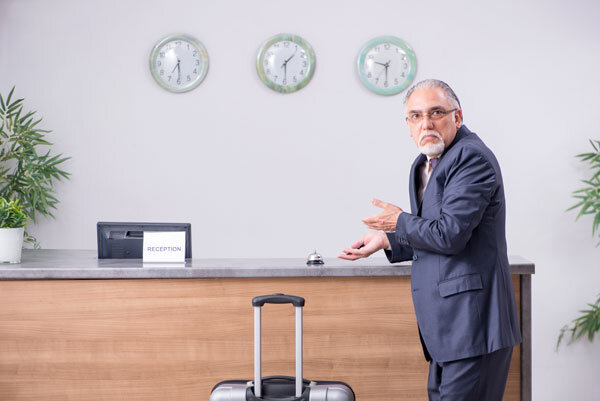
[361, 198, 403, 232]
[338, 231, 390, 261]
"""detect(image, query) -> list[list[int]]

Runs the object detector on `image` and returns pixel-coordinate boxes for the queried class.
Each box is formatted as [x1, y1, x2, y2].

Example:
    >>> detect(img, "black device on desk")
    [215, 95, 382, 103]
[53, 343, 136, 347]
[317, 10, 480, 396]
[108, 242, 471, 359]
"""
[97, 222, 192, 259]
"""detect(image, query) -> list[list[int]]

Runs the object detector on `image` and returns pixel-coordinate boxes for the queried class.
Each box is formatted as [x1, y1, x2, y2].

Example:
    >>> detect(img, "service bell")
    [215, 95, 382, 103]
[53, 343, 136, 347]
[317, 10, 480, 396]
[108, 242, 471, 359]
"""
[306, 249, 324, 265]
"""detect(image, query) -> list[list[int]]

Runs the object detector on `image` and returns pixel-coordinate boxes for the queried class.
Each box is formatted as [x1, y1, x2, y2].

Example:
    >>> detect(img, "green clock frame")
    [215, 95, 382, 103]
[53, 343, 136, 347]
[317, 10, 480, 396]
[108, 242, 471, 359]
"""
[356, 36, 417, 96]
[149, 34, 209, 93]
[256, 33, 316, 94]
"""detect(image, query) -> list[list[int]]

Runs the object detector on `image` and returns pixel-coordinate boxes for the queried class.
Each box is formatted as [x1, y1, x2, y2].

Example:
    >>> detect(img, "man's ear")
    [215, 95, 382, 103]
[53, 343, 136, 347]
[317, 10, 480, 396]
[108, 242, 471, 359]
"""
[454, 109, 463, 128]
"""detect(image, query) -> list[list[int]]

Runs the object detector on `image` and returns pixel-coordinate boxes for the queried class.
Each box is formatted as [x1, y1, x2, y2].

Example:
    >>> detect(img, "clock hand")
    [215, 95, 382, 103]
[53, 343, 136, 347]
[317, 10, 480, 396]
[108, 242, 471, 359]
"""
[284, 48, 297, 64]
[171, 59, 182, 81]
[279, 47, 298, 84]
[375, 60, 389, 82]
[281, 51, 297, 70]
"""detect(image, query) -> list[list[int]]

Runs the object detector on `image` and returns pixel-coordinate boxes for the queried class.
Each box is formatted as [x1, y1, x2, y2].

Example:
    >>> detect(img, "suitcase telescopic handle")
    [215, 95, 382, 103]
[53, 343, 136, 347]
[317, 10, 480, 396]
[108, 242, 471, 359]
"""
[252, 294, 305, 307]
[253, 294, 305, 399]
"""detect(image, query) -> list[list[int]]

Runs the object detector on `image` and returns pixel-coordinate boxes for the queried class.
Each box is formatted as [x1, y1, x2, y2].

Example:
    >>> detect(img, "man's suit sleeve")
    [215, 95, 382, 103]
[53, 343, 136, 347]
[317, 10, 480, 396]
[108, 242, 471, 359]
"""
[394, 147, 496, 255]
[384, 232, 414, 263]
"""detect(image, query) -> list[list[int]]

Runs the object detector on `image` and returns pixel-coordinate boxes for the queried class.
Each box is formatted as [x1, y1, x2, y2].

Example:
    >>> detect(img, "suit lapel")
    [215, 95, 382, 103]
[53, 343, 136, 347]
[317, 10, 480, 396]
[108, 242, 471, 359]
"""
[410, 154, 426, 215]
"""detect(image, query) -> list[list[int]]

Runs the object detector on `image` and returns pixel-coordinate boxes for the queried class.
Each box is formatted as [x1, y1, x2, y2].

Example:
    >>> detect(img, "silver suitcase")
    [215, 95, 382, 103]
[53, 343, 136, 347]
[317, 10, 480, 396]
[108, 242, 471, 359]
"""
[209, 294, 355, 401]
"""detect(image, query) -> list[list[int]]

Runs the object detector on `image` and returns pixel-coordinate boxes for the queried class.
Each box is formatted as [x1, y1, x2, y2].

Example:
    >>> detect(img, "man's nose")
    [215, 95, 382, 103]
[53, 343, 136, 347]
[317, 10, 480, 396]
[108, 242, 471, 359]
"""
[421, 115, 435, 129]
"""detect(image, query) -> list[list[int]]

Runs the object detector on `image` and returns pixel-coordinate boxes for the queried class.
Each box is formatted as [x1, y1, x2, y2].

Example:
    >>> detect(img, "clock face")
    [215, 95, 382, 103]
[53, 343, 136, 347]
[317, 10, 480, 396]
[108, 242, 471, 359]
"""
[149, 34, 209, 93]
[357, 36, 417, 96]
[256, 34, 316, 94]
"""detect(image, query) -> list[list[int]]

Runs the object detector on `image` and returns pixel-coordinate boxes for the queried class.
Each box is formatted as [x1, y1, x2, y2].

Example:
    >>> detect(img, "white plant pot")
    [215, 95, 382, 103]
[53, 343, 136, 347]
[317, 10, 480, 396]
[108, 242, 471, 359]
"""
[0, 227, 25, 263]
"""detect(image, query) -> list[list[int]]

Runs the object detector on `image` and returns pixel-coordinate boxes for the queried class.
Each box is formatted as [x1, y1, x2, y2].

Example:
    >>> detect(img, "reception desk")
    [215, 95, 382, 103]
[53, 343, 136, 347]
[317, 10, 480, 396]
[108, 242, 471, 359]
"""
[0, 250, 534, 401]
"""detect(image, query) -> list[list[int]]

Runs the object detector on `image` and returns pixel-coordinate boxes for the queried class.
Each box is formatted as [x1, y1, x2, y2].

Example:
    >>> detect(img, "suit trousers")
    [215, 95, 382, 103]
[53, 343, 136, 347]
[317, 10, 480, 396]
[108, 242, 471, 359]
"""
[427, 346, 513, 401]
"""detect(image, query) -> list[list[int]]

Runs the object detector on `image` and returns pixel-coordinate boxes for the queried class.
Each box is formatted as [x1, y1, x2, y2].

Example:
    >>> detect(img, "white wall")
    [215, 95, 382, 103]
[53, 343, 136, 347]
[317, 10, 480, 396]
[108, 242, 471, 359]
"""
[2, 0, 600, 399]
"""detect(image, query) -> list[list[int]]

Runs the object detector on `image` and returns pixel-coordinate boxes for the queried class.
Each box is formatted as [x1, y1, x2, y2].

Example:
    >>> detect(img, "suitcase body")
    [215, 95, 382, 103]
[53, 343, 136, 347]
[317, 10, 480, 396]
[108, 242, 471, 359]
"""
[209, 294, 355, 401]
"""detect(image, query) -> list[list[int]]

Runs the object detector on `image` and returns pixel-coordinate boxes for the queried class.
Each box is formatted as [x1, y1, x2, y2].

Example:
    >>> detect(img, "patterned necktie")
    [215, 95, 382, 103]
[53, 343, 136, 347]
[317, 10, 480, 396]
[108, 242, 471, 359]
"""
[429, 157, 440, 172]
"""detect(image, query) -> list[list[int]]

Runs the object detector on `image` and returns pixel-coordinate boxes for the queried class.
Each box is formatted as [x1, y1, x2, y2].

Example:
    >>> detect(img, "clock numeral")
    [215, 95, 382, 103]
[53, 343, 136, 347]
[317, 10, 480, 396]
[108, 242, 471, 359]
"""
[282, 78, 287, 85]
[187, 44, 190, 50]
[159, 52, 165, 58]
[293, 76, 297, 83]
[193, 51, 197, 56]
[384, 81, 388, 88]
[300, 70, 304, 75]
[177, 78, 181, 85]
[195, 59, 200, 65]
[302, 61, 307, 67]
[273, 75, 278, 81]
[176, 41, 181, 46]
[367, 72, 372, 78]
[384, 43, 390, 50]
[274, 43, 280, 48]
[266, 69, 271, 74]
[193, 68, 197, 74]
[374, 46, 380, 52]
[284, 41, 290, 48]
[394, 78, 399, 85]
[168, 75, 172, 81]
[403, 62, 408, 68]
[160, 69, 164, 76]
[401, 72, 406, 78]
[375, 78, 379, 84]
[300, 53, 307, 59]
[368, 55, 374, 59]
[187, 75, 191, 81]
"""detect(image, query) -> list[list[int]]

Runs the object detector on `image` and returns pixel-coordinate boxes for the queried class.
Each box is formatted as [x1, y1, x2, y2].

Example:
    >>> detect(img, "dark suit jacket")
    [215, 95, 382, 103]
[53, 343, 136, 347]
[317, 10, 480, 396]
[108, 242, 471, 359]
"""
[385, 125, 522, 363]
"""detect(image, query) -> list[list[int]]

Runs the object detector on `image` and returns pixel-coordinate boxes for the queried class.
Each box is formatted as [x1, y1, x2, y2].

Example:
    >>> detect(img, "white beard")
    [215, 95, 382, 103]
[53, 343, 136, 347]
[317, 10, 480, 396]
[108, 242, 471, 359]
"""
[418, 130, 445, 156]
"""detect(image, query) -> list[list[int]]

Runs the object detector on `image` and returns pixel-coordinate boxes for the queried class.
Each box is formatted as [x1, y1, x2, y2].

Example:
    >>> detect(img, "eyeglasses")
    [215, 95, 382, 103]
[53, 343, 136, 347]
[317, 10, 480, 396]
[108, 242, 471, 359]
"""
[406, 108, 458, 124]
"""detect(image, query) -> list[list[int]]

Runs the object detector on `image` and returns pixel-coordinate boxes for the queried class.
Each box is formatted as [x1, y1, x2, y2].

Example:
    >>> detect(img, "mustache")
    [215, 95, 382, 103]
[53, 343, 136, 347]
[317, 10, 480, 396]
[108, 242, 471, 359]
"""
[419, 130, 443, 144]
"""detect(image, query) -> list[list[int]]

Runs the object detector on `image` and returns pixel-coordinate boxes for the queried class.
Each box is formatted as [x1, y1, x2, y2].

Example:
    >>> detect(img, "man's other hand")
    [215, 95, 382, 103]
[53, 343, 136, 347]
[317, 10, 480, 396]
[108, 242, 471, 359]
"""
[338, 231, 390, 261]
[362, 198, 403, 231]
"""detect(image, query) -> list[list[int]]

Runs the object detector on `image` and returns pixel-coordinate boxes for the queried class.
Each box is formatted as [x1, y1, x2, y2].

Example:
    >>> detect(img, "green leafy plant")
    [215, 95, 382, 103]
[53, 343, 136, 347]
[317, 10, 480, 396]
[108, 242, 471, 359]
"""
[0, 87, 70, 244]
[0, 197, 27, 228]
[557, 139, 600, 348]
[558, 296, 600, 348]
[569, 139, 600, 240]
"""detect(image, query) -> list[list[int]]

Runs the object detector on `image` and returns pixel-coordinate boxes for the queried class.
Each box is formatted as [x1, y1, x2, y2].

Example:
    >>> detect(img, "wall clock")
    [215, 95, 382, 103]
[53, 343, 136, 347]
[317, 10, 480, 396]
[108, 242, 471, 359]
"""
[149, 34, 209, 93]
[256, 33, 316, 94]
[356, 36, 417, 96]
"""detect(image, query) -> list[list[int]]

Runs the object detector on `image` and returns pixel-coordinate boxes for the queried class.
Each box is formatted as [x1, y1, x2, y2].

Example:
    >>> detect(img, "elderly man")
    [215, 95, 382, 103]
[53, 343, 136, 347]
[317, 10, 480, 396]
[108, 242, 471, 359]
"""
[339, 80, 521, 401]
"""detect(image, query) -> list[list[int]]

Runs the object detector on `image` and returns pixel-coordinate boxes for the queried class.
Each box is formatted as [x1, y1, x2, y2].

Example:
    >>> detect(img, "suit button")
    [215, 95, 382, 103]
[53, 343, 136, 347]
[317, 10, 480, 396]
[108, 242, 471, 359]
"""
[412, 255, 418, 261]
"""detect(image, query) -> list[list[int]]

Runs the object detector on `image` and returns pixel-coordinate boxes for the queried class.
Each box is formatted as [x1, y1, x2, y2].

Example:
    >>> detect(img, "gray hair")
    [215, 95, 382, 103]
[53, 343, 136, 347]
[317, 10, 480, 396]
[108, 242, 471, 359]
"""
[404, 79, 461, 110]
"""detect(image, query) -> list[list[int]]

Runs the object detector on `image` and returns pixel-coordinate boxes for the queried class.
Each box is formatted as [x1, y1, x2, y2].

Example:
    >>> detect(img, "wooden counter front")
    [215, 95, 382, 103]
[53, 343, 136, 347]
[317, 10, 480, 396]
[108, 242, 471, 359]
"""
[0, 275, 524, 401]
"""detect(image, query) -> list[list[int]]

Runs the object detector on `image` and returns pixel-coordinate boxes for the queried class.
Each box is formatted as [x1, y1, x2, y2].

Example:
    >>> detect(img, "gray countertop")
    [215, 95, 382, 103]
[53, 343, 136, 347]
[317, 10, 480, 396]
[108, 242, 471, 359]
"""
[0, 250, 535, 280]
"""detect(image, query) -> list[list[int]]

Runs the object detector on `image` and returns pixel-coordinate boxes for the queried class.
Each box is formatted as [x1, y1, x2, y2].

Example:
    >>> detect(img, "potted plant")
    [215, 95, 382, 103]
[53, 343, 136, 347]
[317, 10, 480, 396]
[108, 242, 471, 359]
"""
[557, 139, 600, 348]
[0, 197, 27, 263]
[0, 87, 70, 246]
